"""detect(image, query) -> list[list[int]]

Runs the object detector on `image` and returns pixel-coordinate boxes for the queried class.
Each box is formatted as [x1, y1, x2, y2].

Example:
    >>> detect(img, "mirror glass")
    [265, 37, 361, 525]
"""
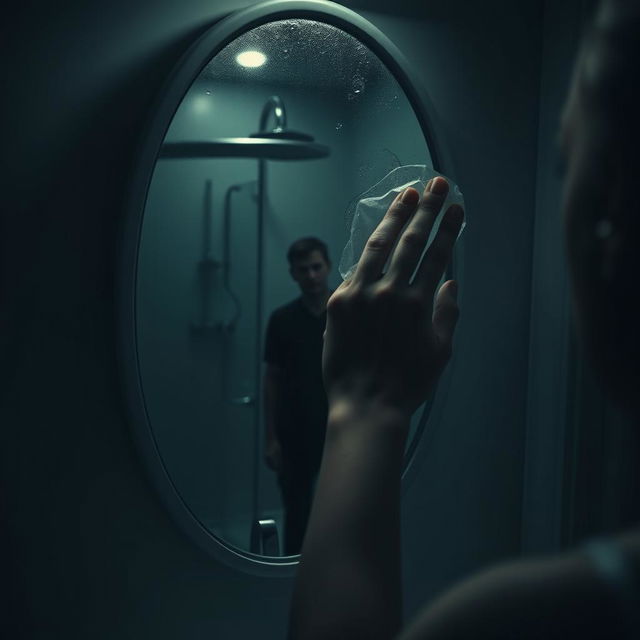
[136, 17, 435, 557]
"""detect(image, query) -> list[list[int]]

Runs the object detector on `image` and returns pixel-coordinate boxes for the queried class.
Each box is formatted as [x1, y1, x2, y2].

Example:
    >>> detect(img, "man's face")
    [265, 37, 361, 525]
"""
[290, 250, 331, 295]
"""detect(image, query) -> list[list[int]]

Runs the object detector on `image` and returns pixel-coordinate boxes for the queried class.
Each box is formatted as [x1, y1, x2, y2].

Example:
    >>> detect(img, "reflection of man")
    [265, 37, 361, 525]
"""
[263, 237, 332, 555]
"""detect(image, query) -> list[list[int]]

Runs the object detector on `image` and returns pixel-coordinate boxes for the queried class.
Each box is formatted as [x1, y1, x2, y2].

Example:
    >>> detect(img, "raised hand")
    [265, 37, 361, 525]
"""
[322, 176, 464, 419]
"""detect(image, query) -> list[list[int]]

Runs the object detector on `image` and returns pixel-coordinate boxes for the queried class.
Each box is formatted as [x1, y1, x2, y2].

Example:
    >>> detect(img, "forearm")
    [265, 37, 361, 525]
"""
[262, 371, 280, 445]
[289, 399, 410, 640]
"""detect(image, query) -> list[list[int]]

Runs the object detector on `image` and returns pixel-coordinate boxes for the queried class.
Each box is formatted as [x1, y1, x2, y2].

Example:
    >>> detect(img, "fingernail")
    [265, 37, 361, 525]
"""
[401, 188, 419, 205]
[430, 177, 448, 195]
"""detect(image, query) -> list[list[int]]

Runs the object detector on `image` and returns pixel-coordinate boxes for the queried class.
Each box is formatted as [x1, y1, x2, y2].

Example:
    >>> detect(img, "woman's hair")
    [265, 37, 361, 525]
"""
[577, 0, 640, 413]
[581, 0, 640, 164]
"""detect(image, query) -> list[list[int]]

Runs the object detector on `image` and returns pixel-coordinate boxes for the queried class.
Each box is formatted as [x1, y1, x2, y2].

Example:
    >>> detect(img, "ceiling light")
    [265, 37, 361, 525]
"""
[236, 51, 267, 68]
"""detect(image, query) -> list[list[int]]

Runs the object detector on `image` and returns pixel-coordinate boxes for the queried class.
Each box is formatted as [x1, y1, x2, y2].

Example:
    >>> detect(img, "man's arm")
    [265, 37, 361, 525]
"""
[263, 363, 283, 472]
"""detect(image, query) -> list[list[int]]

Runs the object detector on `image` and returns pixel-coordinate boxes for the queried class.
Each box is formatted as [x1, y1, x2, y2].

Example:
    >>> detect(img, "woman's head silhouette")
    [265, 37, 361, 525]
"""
[561, 0, 640, 419]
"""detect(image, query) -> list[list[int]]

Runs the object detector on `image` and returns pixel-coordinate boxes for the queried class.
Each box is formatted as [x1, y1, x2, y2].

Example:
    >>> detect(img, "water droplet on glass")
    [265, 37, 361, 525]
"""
[205, 90, 212, 95]
[335, 122, 343, 131]
[352, 75, 365, 95]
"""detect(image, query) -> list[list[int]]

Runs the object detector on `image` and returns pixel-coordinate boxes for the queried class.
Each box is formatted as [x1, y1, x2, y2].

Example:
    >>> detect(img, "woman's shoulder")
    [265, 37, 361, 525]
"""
[616, 527, 640, 570]
[398, 529, 640, 640]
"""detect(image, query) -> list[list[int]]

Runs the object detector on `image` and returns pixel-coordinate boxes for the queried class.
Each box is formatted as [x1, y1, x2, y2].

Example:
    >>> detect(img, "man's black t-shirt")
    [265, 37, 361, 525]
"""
[264, 296, 328, 466]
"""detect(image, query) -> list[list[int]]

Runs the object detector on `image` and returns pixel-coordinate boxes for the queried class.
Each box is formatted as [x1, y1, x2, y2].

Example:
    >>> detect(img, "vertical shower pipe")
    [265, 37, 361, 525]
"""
[252, 96, 287, 534]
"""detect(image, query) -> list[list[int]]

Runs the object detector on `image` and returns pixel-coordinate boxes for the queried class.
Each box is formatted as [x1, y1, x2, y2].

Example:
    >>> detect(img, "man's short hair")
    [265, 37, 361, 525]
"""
[287, 237, 330, 266]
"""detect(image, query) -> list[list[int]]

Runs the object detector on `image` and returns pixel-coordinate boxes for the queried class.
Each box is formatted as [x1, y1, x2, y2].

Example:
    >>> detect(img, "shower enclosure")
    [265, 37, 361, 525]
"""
[160, 95, 330, 553]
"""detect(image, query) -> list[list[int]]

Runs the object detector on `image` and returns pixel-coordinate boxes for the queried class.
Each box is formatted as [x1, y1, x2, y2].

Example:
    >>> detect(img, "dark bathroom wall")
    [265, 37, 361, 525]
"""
[554, 1, 640, 551]
[2, 4, 294, 638]
[366, 4, 545, 613]
[0, 0, 560, 637]
[517, 0, 640, 560]
[520, 0, 589, 555]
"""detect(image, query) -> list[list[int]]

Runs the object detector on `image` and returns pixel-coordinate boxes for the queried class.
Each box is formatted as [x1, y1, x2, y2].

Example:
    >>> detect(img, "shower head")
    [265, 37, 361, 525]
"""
[249, 129, 313, 142]
[160, 136, 330, 161]
[160, 94, 331, 161]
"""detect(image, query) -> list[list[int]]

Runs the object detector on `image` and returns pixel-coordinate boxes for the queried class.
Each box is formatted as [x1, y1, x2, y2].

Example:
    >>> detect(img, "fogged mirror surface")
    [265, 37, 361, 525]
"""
[136, 18, 434, 557]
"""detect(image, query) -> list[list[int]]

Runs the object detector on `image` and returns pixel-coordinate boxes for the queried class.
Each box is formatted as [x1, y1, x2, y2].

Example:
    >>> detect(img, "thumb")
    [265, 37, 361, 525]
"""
[433, 280, 460, 348]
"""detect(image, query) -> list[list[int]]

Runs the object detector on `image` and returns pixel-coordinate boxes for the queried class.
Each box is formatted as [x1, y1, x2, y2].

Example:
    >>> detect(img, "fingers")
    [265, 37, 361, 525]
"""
[385, 177, 450, 283]
[351, 175, 464, 300]
[351, 187, 420, 284]
[413, 203, 464, 296]
[433, 280, 460, 348]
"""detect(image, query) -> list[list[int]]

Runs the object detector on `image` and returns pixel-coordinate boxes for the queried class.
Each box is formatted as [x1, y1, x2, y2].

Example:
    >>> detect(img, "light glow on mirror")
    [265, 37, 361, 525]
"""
[236, 50, 267, 68]
[192, 95, 212, 114]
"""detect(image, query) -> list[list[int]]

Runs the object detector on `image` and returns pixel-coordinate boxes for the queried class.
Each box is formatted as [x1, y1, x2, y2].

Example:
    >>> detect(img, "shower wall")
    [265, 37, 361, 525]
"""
[138, 79, 355, 548]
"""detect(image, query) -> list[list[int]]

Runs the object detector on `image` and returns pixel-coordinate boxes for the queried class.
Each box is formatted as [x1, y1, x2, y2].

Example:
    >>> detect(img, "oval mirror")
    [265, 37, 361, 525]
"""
[120, 0, 458, 574]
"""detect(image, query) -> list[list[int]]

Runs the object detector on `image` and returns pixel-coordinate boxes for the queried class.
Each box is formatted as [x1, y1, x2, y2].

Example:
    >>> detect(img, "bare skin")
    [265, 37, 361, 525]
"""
[288, 3, 640, 638]
[290, 180, 466, 640]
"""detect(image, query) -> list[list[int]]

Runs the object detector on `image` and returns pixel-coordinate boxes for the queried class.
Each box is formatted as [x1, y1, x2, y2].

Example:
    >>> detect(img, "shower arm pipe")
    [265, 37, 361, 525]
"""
[223, 185, 241, 287]
[252, 158, 267, 531]
[222, 185, 243, 328]
[251, 96, 285, 530]
[258, 96, 287, 134]
[202, 179, 213, 259]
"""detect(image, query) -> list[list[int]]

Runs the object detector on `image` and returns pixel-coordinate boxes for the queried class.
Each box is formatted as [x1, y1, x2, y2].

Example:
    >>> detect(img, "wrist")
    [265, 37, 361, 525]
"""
[326, 396, 411, 437]
[323, 397, 409, 485]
